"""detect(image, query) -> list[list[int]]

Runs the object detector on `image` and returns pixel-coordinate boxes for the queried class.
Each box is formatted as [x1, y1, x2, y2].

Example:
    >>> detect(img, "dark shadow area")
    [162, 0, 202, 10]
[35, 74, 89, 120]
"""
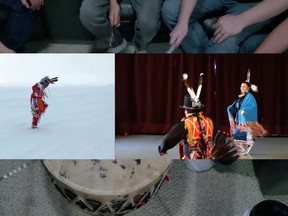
[253, 160, 288, 195]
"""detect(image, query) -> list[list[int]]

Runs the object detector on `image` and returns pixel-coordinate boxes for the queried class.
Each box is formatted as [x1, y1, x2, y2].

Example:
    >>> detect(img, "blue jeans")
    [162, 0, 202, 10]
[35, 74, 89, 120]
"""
[162, 0, 272, 53]
[0, 1, 40, 52]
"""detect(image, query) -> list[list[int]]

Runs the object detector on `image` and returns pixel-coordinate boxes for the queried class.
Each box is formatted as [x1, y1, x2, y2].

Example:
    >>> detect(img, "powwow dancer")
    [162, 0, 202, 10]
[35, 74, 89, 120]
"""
[158, 73, 238, 161]
[30, 76, 58, 129]
[227, 70, 267, 155]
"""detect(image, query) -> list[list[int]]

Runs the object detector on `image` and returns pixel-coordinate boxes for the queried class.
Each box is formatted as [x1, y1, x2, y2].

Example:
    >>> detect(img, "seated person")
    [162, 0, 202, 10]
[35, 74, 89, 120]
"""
[213, 0, 288, 53]
[162, 0, 288, 53]
[79, 0, 163, 53]
[0, 0, 43, 53]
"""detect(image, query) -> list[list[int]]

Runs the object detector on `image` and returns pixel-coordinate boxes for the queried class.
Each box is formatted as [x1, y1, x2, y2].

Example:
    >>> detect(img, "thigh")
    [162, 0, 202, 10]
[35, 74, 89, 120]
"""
[131, 0, 163, 22]
[0, 0, 23, 12]
[3, 6, 39, 52]
[80, 0, 110, 17]
[162, 0, 225, 24]
[191, 0, 224, 22]
[161, 0, 182, 23]
[0, 4, 10, 35]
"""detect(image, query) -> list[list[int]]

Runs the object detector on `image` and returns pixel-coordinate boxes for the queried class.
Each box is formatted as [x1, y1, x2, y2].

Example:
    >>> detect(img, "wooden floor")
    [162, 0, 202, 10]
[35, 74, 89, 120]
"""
[116, 135, 288, 159]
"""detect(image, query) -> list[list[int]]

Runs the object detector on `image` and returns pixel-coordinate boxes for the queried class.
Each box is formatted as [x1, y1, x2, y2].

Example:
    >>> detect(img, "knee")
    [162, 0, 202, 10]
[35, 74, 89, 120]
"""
[12, 5, 40, 19]
[136, 16, 160, 35]
[6, 1, 36, 15]
[161, 0, 180, 25]
[79, 0, 105, 27]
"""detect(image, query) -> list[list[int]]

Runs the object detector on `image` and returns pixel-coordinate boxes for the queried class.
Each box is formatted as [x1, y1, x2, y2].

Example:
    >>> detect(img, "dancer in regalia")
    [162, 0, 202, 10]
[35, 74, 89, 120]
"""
[30, 76, 58, 129]
[158, 73, 238, 161]
[227, 70, 267, 155]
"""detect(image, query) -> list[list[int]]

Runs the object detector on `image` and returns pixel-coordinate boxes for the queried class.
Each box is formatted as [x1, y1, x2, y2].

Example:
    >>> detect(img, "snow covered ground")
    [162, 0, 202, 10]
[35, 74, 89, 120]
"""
[0, 86, 115, 159]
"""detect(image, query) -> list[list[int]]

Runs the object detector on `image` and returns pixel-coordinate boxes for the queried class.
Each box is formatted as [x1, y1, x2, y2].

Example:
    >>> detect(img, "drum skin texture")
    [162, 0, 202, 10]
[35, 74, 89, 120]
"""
[42, 159, 172, 215]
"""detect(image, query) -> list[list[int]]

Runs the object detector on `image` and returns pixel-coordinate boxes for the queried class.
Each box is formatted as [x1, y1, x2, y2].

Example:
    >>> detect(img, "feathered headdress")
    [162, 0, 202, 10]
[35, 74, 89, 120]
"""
[40, 76, 58, 85]
[180, 73, 204, 110]
[246, 69, 258, 92]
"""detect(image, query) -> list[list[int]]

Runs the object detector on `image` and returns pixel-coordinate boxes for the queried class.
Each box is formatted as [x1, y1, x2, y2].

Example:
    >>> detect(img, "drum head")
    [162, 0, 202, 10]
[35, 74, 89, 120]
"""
[43, 159, 172, 215]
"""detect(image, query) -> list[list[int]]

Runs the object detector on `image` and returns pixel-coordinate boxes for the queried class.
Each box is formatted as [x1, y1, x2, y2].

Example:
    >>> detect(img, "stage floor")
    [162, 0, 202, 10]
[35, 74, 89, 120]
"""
[115, 135, 288, 159]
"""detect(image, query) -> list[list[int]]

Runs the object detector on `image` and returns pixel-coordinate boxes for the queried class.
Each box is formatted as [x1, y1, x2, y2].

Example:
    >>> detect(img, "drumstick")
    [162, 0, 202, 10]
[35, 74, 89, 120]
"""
[108, 26, 114, 51]
[166, 43, 176, 54]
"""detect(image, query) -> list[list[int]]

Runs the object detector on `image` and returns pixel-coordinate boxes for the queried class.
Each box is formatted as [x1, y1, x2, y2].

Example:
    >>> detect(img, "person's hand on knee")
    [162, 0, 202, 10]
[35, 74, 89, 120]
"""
[213, 14, 245, 44]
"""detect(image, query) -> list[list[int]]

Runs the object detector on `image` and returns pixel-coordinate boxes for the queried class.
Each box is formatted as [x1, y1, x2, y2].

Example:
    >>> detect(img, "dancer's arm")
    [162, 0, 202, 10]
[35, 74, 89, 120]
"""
[158, 121, 187, 154]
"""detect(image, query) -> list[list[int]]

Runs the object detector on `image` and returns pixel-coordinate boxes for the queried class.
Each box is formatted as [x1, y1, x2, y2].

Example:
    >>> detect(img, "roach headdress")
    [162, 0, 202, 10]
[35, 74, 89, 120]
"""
[179, 73, 204, 111]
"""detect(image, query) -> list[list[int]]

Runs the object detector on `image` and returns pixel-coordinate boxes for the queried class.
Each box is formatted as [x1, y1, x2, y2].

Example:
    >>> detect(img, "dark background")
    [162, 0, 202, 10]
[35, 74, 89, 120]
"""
[116, 54, 288, 136]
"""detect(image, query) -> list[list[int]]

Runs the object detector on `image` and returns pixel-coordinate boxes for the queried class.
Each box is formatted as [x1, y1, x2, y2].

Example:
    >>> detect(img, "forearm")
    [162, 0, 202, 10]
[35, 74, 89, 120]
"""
[239, 0, 288, 28]
[255, 18, 288, 53]
[109, 0, 118, 6]
[177, 0, 198, 26]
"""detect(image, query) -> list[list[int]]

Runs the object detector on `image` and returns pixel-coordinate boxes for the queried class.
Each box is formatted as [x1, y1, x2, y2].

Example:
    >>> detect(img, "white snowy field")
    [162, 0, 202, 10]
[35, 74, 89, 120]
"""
[0, 86, 115, 159]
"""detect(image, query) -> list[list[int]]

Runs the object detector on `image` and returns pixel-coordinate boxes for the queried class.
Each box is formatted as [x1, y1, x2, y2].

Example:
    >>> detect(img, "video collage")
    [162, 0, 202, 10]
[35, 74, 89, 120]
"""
[0, 1, 288, 216]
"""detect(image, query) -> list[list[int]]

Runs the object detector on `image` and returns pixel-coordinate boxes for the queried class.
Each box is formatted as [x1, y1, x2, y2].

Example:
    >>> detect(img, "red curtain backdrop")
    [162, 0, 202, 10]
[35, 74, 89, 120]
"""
[115, 54, 288, 136]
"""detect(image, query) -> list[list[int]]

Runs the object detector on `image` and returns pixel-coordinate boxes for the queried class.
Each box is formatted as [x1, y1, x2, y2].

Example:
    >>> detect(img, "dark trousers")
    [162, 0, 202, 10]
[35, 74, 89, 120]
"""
[0, 1, 40, 52]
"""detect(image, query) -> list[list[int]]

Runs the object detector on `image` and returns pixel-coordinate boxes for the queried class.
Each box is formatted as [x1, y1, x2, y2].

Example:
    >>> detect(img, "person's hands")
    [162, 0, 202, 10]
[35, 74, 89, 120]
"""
[109, 0, 121, 27]
[169, 23, 188, 47]
[20, 0, 30, 8]
[21, 0, 44, 10]
[213, 14, 245, 44]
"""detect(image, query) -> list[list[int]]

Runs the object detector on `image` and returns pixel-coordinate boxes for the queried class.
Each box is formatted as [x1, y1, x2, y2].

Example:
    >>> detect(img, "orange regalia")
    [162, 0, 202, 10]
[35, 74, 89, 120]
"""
[182, 112, 213, 159]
